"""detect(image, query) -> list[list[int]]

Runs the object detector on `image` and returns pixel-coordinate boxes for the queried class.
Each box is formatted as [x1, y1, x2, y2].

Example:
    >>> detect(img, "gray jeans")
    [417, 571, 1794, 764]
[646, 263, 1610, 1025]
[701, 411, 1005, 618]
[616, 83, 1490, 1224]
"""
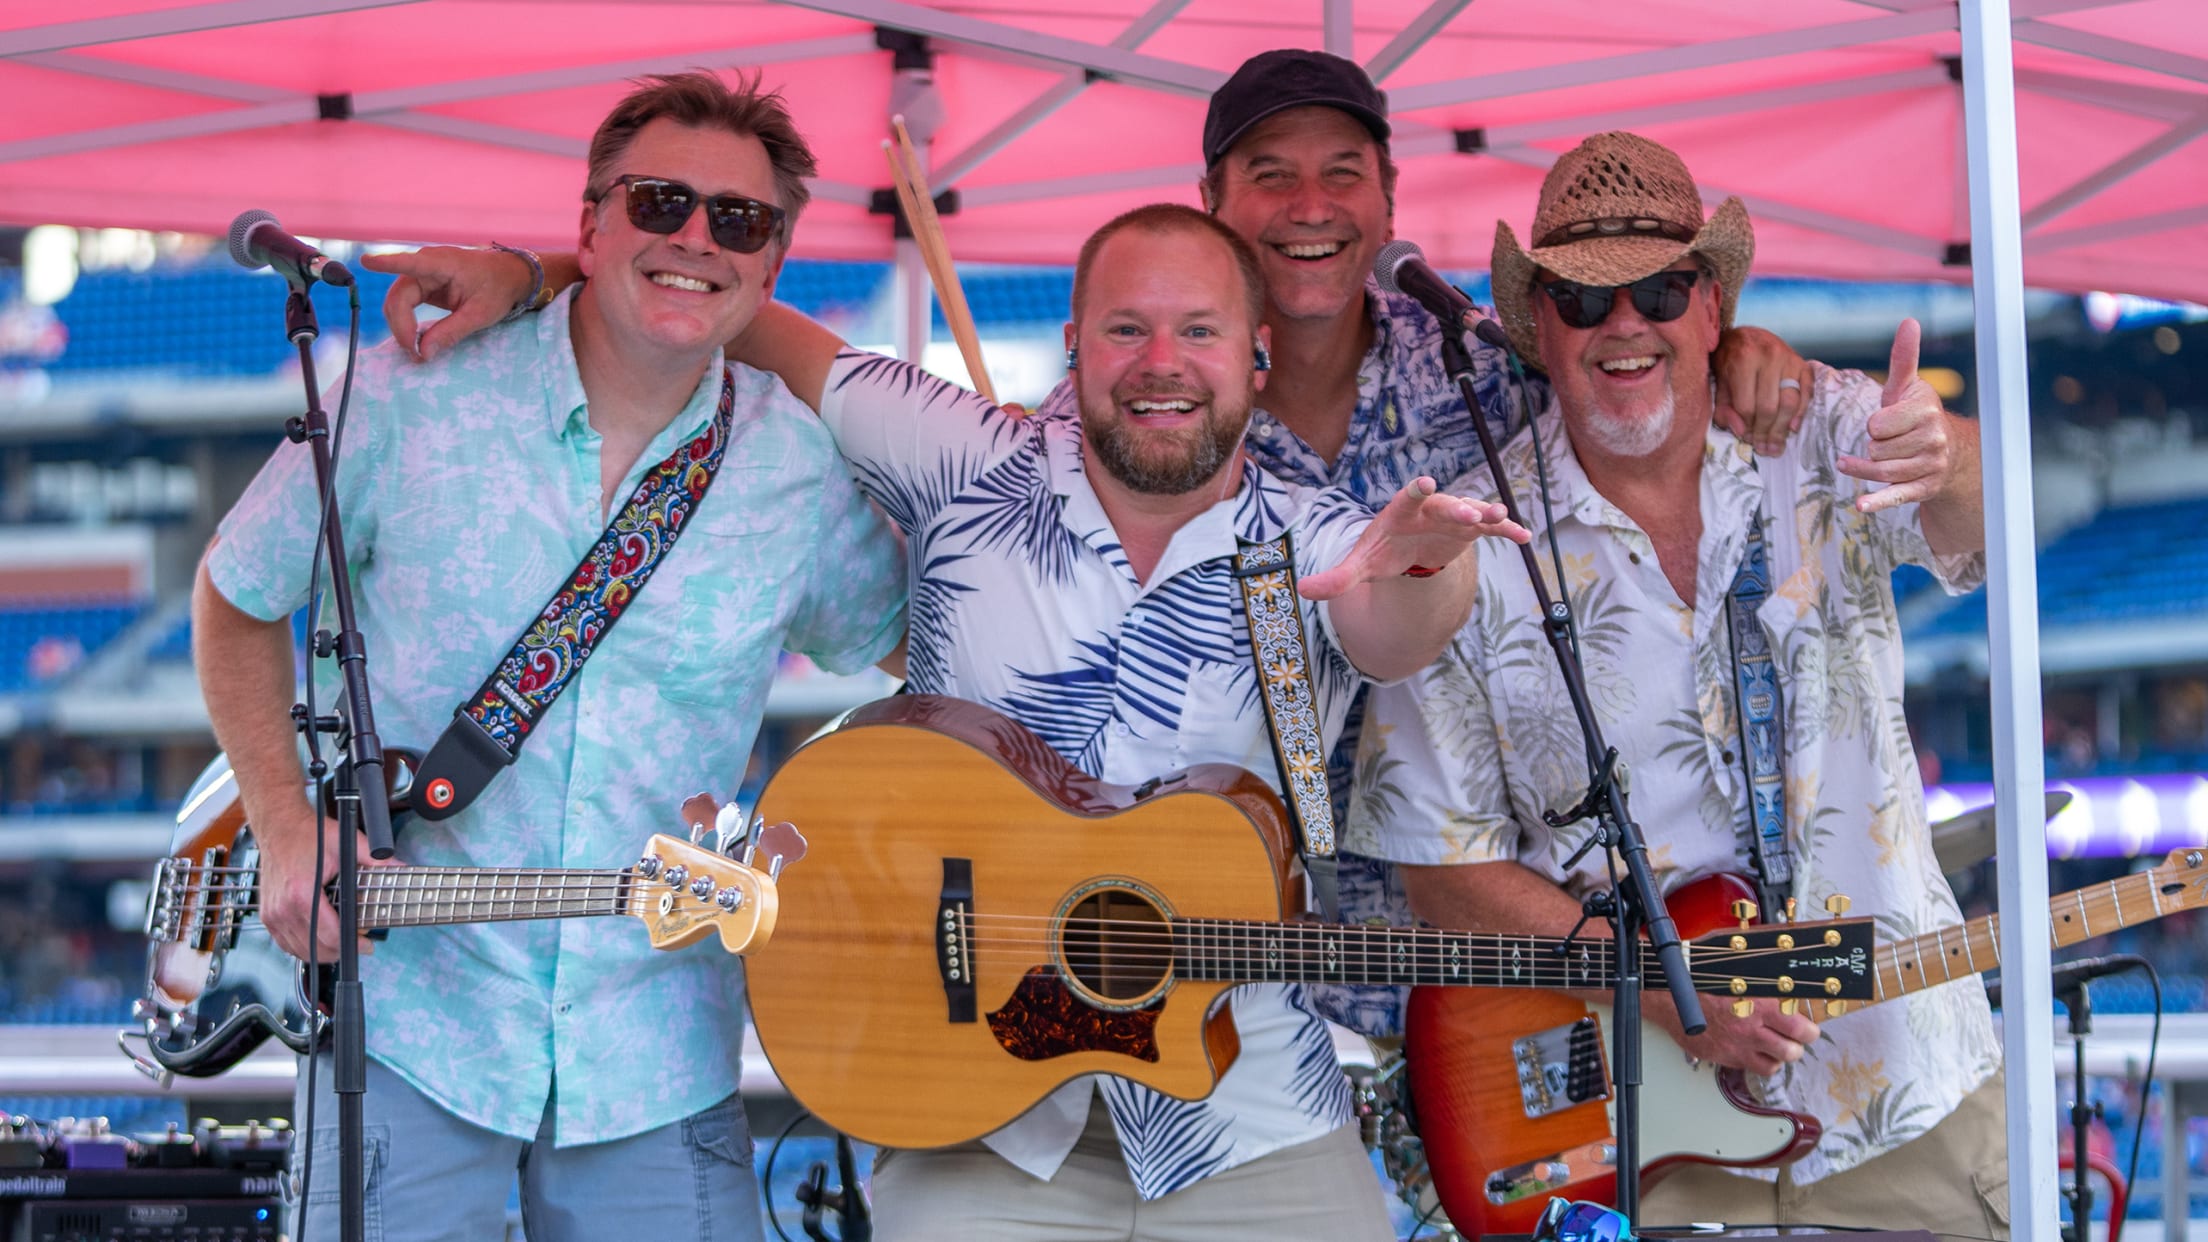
[289, 1054, 764, 1242]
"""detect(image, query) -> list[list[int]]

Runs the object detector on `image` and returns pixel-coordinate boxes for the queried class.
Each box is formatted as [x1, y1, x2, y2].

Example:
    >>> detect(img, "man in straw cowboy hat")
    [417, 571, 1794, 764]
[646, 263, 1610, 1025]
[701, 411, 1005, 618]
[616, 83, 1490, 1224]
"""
[1345, 131, 2006, 1236]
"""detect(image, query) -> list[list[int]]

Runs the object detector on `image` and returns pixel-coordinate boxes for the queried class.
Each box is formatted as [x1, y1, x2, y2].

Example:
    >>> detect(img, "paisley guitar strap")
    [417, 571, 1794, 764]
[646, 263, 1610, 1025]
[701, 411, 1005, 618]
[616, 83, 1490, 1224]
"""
[1232, 532, 1341, 921]
[413, 367, 739, 821]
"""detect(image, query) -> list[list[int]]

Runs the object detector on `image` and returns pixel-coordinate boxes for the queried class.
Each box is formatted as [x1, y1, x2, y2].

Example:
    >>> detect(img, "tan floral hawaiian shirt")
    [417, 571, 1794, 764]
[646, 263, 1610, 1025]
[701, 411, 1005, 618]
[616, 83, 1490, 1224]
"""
[1348, 363, 2001, 1183]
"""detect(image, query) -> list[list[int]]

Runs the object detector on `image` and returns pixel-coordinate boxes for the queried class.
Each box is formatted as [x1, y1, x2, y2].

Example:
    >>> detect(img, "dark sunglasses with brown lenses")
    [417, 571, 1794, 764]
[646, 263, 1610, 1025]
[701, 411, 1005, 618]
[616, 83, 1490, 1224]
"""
[602, 175, 786, 255]
[1539, 268, 1702, 330]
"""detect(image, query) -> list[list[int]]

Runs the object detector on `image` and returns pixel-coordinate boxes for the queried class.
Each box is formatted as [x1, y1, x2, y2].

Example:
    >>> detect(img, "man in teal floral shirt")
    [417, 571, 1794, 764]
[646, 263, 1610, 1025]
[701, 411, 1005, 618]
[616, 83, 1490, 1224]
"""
[193, 73, 904, 1242]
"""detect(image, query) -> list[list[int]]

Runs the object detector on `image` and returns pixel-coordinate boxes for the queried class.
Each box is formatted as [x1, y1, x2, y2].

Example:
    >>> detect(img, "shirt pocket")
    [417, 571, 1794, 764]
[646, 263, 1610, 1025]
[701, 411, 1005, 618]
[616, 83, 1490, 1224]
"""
[1172, 661, 1269, 778]
[652, 552, 785, 711]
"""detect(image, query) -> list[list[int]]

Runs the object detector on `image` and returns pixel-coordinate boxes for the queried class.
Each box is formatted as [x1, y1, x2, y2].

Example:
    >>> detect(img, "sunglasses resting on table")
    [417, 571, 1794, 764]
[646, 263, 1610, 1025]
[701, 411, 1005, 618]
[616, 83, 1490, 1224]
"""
[1539, 268, 1702, 330]
[1532, 1197, 1635, 1242]
[600, 174, 786, 254]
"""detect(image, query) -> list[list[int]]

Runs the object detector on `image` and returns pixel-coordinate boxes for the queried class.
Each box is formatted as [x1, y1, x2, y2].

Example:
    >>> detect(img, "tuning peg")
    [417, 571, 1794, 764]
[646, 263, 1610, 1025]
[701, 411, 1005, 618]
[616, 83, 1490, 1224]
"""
[750, 821, 808, 879]
[1824, 894, 1852, 916]
[1729, 978, 1748, 996]
[1732, 999, 1754, 1019]
[1779, 999, 1800, 1016]
[1824, 928, 1843, 947]
[1731, 898, 1758, 927]
[680, 792, 718, 846]
[714, 803, 747, 856]
[1825, 1000, 1849, 1018]
[1784, 897, 1798, 922]
[1824, 977, 1843, 995]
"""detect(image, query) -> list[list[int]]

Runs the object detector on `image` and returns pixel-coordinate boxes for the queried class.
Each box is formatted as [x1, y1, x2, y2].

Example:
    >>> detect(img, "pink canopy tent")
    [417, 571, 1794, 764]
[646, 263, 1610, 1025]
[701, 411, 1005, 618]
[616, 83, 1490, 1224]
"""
[7, 0, 2183, 1233]
[2, 0, 2205, 299]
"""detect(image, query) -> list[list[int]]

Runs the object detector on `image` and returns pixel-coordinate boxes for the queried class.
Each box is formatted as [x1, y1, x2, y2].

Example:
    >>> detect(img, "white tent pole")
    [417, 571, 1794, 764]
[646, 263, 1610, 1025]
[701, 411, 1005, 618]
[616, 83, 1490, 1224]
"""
[894, 238, 929, 363]
[1958, 3, 2057, 1237]
[1323, 0, 1354, 56]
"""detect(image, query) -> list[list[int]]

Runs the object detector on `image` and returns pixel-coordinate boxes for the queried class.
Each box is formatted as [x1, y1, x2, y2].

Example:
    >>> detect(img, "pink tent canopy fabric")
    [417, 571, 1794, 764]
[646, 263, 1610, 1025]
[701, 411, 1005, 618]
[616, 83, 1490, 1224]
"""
[4, 0, 2206, 300]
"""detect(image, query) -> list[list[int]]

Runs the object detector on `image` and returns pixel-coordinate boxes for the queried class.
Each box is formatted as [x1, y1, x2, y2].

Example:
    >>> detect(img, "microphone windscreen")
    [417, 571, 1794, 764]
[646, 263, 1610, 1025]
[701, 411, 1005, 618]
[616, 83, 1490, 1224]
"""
[227, 209, 279, 270]
[1372, 239, 1423, 296]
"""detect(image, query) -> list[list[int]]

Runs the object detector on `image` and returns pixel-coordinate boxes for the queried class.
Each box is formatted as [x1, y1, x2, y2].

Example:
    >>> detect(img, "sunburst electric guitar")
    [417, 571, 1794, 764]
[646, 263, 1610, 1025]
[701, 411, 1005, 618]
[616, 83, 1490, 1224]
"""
[122, 755, 795, 1083]
[742, 694, 1877, 1150]
[1410, 846, 2208, 1237]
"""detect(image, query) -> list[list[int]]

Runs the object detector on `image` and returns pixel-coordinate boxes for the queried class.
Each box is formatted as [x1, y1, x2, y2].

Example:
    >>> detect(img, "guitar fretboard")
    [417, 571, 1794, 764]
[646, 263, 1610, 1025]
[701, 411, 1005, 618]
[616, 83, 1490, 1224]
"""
[349, 867, 634, 928]
[1874, 854, 2205, 1004]
[1170, 919, 1661, 989]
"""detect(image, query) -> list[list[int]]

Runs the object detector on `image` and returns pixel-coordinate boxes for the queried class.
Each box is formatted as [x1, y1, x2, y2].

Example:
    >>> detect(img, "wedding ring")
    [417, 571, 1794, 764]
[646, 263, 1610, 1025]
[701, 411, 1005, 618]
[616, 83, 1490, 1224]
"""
[1777, 377, 1803, 391]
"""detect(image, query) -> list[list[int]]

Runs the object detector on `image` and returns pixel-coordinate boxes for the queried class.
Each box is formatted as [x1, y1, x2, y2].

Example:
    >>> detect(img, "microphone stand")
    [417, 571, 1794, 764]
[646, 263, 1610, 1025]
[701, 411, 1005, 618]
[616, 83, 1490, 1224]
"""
[277, 281, 397, 1242]
[2057, 978, 2098, 1242]
[1440, 319, 1706, 1225]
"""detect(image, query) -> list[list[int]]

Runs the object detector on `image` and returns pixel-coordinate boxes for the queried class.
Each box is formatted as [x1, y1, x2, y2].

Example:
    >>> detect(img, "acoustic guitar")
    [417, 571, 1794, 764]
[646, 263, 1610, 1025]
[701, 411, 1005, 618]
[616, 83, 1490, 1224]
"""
[743, 694, 1876, 1150]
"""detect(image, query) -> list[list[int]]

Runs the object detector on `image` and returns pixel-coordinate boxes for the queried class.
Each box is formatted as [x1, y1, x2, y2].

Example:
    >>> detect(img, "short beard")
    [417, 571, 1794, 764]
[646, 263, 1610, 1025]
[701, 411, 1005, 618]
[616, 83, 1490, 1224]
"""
[1085, 412, 1245, 495]
[1578, 387, 1677, 458]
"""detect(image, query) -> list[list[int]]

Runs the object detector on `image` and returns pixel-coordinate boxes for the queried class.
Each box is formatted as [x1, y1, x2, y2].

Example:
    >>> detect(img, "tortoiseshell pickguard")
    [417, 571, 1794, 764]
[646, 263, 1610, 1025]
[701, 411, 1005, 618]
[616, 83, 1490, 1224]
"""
[986, 966, 1163, 1062]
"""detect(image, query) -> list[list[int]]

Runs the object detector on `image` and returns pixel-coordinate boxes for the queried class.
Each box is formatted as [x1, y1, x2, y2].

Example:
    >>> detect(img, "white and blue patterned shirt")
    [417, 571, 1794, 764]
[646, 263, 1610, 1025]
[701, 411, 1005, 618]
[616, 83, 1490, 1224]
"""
[208, 289, 907, 1144]
[822, 349, 1377, 1199]
[1034, 281, 1544, 1039]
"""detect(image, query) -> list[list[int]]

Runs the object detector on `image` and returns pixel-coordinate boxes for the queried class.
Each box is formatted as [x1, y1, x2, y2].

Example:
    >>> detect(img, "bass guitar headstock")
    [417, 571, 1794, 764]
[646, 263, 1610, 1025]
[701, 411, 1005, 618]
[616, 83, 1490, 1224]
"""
[1685, 893, 1878, 1016]
[628, 793, 808, 955]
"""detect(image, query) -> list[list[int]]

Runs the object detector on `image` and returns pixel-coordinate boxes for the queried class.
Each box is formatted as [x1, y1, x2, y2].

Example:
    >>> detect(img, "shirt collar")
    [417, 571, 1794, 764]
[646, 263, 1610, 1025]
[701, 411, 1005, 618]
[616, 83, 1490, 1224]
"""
[542, 286, 727, 446]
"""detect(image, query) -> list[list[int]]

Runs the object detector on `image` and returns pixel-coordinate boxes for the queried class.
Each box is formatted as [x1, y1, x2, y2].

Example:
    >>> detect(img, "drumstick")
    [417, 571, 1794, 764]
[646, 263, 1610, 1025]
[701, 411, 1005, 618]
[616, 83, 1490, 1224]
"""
[887, 117, 998, 406]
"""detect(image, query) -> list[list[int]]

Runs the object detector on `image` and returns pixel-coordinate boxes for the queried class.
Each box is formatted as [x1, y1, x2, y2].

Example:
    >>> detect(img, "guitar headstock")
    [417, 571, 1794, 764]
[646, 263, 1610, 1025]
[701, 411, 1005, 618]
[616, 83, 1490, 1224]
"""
[2148, 847, 2208, 915]
[1687, 906, 1879, 1013]
[629, 832, 785, 955]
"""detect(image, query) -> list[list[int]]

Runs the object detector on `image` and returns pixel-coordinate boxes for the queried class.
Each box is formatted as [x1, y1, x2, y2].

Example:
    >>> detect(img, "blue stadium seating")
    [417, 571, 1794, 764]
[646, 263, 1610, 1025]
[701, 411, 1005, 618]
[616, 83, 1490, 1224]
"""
[1913, 495, 2208, 638]
[0, 599, 144, 694]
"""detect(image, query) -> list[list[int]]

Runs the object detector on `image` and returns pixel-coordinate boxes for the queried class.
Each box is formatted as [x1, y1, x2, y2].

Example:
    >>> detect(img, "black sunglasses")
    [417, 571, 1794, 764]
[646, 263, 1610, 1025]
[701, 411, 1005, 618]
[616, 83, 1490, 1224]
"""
[602, 175, 786, 255]
[1539, 269, 1701, 330]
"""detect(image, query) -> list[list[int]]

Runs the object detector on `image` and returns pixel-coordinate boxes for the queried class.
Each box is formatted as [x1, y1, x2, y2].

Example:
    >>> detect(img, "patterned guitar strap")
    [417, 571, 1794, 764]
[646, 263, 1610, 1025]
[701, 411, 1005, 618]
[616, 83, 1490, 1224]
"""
[413, 367, 739, 821]
[1232, 533, 1342, 921]
[1725, 507, 1795, 915]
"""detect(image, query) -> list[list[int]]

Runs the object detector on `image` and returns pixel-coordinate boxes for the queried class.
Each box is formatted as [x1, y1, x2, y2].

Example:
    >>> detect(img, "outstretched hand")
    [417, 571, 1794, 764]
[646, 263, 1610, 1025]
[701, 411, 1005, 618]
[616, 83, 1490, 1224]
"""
[1712, 325, 1813, 456]
[360, 246, 538, 363]
[1837, 318, 1958, 514]
[1298, 477, 1529, 601]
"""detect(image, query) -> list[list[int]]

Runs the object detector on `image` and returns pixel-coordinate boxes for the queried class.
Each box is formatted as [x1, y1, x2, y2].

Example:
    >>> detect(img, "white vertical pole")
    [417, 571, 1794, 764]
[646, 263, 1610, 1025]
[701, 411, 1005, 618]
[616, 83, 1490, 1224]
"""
[1959, 1, 2058, 1236]
[893, 237, 929, 363]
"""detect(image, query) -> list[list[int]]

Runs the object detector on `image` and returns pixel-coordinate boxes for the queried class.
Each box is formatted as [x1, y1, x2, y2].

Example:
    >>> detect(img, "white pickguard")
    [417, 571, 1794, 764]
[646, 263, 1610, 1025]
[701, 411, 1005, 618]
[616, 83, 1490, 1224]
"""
[1582, 1002, 1805, 1166]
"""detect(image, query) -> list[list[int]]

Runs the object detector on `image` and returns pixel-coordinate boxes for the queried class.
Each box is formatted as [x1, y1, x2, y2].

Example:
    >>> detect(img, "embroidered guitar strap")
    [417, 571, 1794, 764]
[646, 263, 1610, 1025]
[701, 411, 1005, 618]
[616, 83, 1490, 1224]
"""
[413, 367, 739, 821]
[1233, 533, 1341, 921]
[1725, 509, 1794, 913]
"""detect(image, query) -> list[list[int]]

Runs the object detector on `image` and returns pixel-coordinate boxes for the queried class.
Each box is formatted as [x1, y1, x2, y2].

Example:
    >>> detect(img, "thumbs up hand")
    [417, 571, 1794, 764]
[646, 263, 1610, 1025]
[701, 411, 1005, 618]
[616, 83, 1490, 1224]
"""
[1836, 318, 1958, 515]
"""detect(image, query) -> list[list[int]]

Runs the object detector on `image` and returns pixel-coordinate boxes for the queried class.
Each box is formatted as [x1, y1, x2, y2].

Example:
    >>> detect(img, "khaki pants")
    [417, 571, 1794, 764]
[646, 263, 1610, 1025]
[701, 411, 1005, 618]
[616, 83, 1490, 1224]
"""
[1638, 1070, 2010, 1239]
[868, 1089, 1396, 1242]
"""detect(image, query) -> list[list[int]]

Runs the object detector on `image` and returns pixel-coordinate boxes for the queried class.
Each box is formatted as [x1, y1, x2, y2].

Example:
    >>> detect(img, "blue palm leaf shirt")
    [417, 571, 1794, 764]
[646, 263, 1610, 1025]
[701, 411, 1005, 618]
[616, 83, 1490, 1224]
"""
[1036, 281, 1547, 1039]
[207, 289, 906, 1145]
[821, 348, 1380, 1200]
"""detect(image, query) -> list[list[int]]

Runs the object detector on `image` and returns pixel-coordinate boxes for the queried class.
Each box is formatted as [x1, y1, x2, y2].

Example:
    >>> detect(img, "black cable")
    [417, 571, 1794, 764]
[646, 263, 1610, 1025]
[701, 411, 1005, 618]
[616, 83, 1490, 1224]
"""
[762, 1108, 812, 1242]
[1403, 1194, 1446, 1241]
[2122, 958, 2161, 1224]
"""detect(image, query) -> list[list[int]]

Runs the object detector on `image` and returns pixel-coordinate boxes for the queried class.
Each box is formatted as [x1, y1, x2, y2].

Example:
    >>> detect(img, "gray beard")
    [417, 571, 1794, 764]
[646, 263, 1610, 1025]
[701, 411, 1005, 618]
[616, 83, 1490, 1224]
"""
[1579, 387, 1677, 458]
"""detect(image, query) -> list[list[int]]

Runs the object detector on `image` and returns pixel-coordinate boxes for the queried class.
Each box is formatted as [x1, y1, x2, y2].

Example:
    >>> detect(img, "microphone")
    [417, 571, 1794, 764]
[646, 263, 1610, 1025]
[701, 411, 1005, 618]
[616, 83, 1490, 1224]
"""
[228, 209, 353, 288]
[1985, 953, 2145, 1009]
[1373, 240, 1512, 351]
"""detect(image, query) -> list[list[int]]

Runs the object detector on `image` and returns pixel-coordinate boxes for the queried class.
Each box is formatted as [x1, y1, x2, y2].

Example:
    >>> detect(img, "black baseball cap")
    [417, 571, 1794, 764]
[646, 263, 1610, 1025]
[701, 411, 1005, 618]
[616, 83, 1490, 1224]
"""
[1202, 49, 1391, 169]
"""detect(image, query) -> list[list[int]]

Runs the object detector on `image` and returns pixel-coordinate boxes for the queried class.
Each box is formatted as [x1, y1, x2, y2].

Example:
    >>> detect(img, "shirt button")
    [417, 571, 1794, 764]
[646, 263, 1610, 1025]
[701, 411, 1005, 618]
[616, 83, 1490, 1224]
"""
[557, 1003, 573, 1015]
[1630, 552, 1642, 564]
[1112, 722, 1131, 737]
[1722, 749, 1737, 764]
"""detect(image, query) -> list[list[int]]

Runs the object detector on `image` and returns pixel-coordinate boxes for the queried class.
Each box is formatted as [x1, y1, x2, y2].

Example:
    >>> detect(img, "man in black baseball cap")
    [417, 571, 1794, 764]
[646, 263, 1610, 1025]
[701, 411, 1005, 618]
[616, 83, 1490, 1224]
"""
[1202, 48, 1391, 169]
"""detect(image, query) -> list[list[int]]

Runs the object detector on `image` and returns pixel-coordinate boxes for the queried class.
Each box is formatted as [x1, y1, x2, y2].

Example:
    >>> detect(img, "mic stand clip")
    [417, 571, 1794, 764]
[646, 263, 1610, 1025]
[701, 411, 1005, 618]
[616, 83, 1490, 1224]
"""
[1437, 323, 1706, 1227]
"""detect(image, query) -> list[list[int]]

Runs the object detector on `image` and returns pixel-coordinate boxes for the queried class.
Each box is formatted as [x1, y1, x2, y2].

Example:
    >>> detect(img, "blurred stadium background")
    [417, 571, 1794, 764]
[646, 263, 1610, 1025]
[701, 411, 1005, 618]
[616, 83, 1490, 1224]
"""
[0, 224, 2204, 1236]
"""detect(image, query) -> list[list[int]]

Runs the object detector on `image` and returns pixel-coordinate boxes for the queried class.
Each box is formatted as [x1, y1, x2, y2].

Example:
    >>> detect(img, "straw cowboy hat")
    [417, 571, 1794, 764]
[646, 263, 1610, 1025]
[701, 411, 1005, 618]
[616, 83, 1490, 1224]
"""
[1491, 131, 1755, 361]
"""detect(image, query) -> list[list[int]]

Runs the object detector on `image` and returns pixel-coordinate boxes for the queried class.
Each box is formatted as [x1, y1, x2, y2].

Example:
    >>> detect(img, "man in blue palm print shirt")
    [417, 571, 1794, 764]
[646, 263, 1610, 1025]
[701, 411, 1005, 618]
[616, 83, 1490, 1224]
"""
[726, 204, 1529, 1238]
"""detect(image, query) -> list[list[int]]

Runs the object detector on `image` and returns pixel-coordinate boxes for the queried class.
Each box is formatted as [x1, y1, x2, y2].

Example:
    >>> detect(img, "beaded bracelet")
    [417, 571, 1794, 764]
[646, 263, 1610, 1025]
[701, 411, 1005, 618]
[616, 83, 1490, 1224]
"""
[490, 242, 548, 324]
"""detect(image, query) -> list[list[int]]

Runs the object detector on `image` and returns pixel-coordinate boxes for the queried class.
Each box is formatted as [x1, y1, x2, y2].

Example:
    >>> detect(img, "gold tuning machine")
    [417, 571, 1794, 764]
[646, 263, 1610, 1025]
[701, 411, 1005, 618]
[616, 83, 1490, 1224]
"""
[1825, 1000, 1849, 1018]
[1784, 896, 1798, 922]
[1731, 898, 1759, 928]
[1824, 977, 1843, 995]
[1780, 999, 1801, 1016]
[1825, 894, 1853, 916]
[1733, 999, 1755, 1018]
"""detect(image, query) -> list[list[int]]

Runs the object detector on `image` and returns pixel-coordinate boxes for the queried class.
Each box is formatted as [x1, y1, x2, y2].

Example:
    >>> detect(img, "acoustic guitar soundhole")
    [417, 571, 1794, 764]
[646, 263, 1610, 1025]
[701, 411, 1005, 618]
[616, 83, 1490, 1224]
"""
[1059, 886, 1172, 1005]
